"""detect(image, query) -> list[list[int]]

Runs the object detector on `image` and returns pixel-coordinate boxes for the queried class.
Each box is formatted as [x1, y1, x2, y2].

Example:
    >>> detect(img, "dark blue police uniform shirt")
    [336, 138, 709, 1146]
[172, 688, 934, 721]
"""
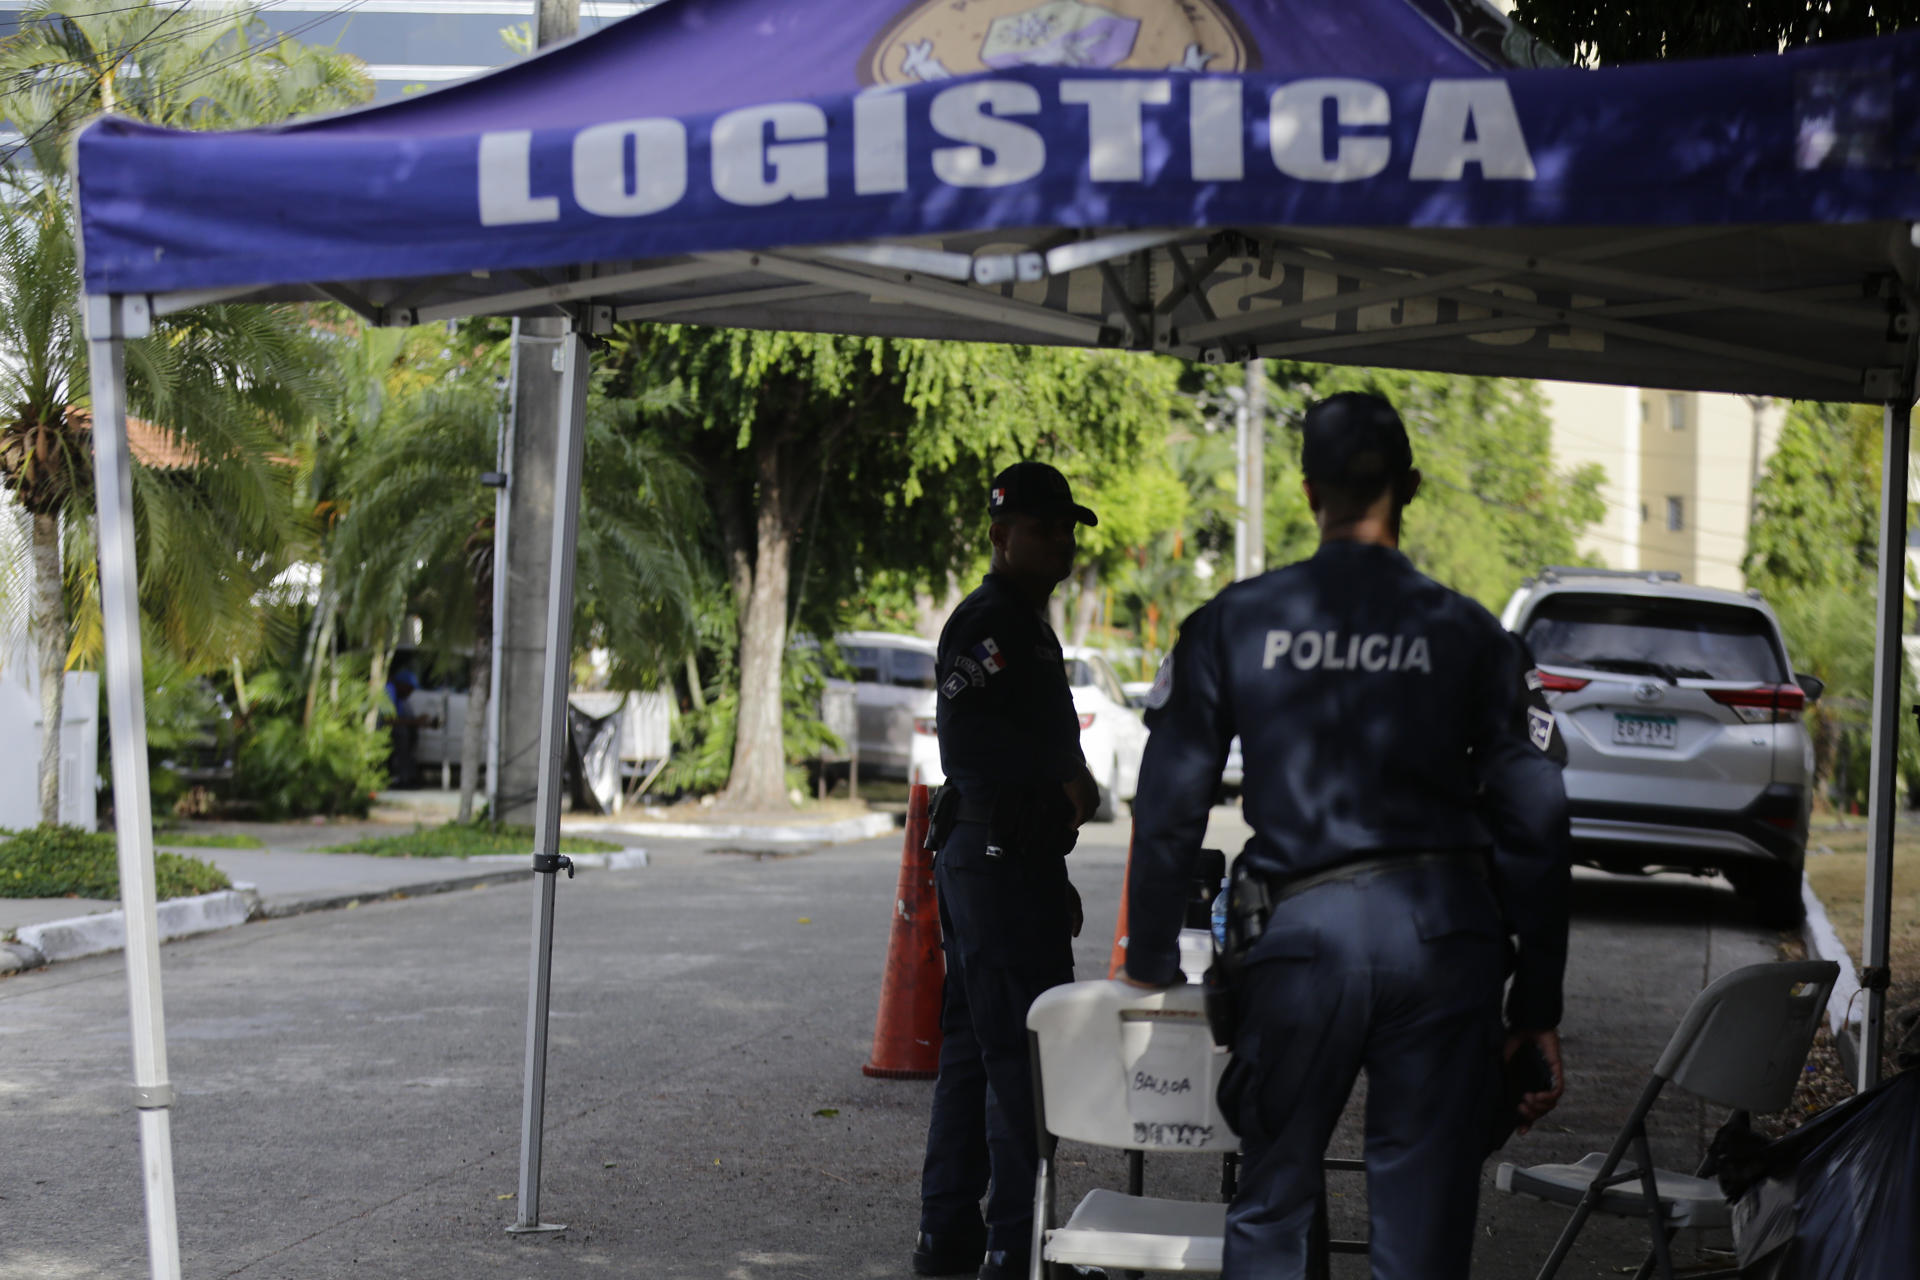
[936, 572, 1087, 799]
[1129, 541, 1571, 1028]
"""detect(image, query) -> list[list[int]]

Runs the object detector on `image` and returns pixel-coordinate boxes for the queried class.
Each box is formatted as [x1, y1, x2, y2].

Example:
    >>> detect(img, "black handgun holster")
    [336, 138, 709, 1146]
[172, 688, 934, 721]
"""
[1204, 859, 1276, 1049]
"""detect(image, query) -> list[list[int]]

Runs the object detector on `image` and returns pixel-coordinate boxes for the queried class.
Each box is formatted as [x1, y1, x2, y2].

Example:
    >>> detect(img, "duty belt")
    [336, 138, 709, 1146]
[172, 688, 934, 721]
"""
[1238, 849, 1488, 915]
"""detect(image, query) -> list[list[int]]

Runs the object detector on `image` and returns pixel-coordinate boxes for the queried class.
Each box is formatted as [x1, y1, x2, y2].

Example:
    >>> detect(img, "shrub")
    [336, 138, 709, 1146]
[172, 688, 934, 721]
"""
[0, 824, 230, 900]
[230, 668, 389, 819]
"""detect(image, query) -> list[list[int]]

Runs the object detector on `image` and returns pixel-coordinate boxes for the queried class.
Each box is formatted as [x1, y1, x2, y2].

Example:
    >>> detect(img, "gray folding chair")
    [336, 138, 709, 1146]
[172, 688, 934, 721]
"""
[1496, 959, 1838, 1280]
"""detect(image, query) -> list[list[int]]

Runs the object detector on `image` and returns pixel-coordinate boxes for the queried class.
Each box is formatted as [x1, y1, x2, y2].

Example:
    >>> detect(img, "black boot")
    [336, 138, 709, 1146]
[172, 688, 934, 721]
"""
[912, 1228, 987, 1277]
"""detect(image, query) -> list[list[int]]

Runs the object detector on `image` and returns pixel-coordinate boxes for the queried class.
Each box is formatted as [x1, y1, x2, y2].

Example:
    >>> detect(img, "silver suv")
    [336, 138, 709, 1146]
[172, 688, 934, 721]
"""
[1502, 568, 1822, 926]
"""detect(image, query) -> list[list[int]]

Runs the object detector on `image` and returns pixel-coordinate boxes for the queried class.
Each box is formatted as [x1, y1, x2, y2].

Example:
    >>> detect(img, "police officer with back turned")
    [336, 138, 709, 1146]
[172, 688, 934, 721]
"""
[1122, 392, 1572, 1280]
[914, 462, 1103, 1280]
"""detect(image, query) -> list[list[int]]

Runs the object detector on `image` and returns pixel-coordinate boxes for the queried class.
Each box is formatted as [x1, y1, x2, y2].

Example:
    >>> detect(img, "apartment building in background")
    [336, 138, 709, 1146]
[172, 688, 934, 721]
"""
[1541, 382, 1787, 591]
[0, 0, 660, 102]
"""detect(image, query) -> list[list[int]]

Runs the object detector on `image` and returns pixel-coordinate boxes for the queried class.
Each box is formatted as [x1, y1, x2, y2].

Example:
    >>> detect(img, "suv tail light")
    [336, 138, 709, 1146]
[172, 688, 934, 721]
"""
[1078, 712, 1095, 730]
[1533, 670, 1590, 693]
[1707, 685, 1806, 724]
[913, 716, 938, 736]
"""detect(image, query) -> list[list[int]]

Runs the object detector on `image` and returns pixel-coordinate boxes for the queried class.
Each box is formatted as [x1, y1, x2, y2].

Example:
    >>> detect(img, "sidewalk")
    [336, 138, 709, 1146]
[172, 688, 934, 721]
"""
[0, 798, 900, 973]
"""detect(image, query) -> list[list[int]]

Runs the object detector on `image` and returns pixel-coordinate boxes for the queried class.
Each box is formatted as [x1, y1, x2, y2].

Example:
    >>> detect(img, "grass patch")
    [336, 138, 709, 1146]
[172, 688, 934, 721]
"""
[0, 824, 231, 900]
[153, 831, 267, 850]
[318, 822, 621, 859]
[1802, 825, 1920, 974]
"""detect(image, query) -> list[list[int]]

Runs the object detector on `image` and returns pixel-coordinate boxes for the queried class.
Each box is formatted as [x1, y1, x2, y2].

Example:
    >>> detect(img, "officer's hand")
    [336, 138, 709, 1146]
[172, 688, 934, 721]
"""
[1065, 880, 1084, 937]
[1065, 769, 1099, 827]
[1505, 1028, 1565, 1135]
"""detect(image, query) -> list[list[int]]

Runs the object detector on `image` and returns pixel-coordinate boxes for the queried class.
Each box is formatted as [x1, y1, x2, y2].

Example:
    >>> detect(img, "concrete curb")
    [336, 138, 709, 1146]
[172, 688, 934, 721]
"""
[15, 888, 253, 965]
[1801, 872, 1863, 1078]
[3, 849, 656, 967]
[252, 867, 537, 919]
[0, 938, 45, 975]
[578, 812, 897, 845]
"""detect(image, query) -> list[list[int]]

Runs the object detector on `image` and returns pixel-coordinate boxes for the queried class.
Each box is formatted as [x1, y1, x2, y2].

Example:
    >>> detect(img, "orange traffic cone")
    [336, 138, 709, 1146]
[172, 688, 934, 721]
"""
[863, 784, 943, 1079]
[1107, 830, 1133, 978]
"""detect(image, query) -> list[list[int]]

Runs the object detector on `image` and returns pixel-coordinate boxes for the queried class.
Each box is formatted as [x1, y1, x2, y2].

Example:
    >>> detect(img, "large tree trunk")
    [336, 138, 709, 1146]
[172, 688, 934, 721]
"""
[1069, 567, 1100, 647]
[722, 435, 794, 811]
[32, 512, 64, 825]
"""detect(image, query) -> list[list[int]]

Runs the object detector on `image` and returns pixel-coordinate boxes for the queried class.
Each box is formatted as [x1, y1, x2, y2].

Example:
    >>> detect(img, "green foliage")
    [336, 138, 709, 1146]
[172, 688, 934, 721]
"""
[656, 643, 844, 798]
[230, 667, 388, 819]
[1745, 402, 1887, 597]
[1745, 401, 1920, 809]
[318, 822, 619, 858]
[326, 322, 706, 686]
[1511, 0, 1919, 66]
[139, 650, 229, 813]
[0, 824, 228, 900]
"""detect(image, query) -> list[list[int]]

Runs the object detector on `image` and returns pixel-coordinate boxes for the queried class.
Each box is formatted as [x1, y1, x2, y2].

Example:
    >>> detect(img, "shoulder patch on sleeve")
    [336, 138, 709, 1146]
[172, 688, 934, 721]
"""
[941, 671, 968, 700]
[1526, 705, 1556, 753]
[955, 655, 986, 687]
[1144, 654, 1175, 710]
[1525, 668, 1545, 692]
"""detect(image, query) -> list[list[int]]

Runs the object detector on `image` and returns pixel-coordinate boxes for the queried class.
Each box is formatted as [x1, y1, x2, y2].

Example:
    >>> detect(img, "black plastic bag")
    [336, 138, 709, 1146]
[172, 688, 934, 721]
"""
[1721, 1068, 1920, 1278]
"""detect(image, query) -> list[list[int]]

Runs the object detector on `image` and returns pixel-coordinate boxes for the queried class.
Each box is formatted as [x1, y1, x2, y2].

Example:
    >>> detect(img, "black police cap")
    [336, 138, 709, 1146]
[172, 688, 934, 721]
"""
[988, 462, 1098, 527]
[1300, 392, 1414, 487]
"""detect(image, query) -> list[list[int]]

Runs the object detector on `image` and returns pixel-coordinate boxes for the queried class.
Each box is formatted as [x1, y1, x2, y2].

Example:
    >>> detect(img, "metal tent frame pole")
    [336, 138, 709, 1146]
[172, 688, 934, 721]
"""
[86, 293, 182, 1280]
[1860, 350, 1919, 1091]
[509, 320, 590, 1233]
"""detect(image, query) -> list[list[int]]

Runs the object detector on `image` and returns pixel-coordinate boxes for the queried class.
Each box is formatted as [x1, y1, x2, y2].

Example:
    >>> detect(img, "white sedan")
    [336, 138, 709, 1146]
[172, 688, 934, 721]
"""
[909, 647, 1149, 822]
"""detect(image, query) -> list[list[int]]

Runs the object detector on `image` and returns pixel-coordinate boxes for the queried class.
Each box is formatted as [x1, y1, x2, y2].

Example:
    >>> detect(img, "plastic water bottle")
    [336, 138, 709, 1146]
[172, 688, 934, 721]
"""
[1210, 879, 1230, 951]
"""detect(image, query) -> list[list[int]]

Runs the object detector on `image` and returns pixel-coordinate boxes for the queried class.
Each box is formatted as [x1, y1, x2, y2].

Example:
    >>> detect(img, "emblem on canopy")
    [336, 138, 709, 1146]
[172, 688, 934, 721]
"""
[860, 0, 1255, 86]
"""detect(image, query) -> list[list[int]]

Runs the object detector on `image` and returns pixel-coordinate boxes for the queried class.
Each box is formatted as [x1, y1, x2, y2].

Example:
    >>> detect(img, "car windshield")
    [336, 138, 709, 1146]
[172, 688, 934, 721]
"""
[890, 650, 936, 689]
[1065, 660, 1097, 688]
[840, 646, 883, 683]
[1523, 594, 1787, 684]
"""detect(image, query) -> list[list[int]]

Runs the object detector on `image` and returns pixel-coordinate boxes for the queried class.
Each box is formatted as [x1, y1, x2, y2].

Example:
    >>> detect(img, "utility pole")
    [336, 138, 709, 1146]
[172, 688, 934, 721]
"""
[1234, 359, 1267, 581]
[494, 0, 580, 826]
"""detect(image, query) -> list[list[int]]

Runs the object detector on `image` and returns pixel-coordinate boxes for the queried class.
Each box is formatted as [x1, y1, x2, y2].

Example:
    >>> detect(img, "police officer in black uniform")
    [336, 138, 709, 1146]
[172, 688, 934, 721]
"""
[1121, 393, 1572, 1280]
[914, 462, 1103, 1280]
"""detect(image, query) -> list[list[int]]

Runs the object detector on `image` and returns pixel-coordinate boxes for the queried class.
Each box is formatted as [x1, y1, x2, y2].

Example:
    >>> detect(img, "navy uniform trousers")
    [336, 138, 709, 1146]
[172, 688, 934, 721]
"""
[919, 820, 1074, 1254]
[1224, 858, 1506, 1280]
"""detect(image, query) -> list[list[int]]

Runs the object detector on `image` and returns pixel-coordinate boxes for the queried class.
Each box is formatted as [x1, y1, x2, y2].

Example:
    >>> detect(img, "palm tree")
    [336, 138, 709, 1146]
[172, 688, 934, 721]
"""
[329, 326, 706, 822]
[0, 0, 371, 821]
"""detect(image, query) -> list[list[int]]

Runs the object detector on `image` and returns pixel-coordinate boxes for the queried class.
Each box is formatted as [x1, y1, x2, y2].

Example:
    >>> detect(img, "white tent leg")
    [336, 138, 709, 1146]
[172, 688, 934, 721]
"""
[1860, 359, 1919, 1091]
[85, 293, 181, 1280]
[509, 322, 590, 1233]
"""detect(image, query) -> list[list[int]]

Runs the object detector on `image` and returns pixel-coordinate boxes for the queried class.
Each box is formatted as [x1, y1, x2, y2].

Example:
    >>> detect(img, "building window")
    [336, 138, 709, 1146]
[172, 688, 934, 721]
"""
[1667, 393, 1687, 430]
[1640, 503, 1650, 524]
[1639, 398, 1650, 426]
[1666, 497, 1685, 532]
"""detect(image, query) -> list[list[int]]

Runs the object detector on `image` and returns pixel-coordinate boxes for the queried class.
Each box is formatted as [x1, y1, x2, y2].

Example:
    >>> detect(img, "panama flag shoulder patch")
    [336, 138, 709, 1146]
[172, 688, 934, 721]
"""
[971, 637, 1008, 675]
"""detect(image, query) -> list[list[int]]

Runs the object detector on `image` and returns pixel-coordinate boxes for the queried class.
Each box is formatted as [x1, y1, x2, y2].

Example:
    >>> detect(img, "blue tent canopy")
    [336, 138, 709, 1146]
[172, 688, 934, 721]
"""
[77, 0, 1920, 402]
[66, 4, 1920, 1275]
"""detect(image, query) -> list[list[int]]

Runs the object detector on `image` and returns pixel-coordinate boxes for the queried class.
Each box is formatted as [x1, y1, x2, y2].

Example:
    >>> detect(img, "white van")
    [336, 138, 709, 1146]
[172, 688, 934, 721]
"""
[815, 631, 939, 780]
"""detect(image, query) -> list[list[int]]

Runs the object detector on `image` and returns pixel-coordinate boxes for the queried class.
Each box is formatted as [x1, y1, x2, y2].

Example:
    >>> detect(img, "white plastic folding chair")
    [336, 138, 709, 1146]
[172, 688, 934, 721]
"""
[1496, 959, 1838, 1280]
[1026, 979, 1238, 1278]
